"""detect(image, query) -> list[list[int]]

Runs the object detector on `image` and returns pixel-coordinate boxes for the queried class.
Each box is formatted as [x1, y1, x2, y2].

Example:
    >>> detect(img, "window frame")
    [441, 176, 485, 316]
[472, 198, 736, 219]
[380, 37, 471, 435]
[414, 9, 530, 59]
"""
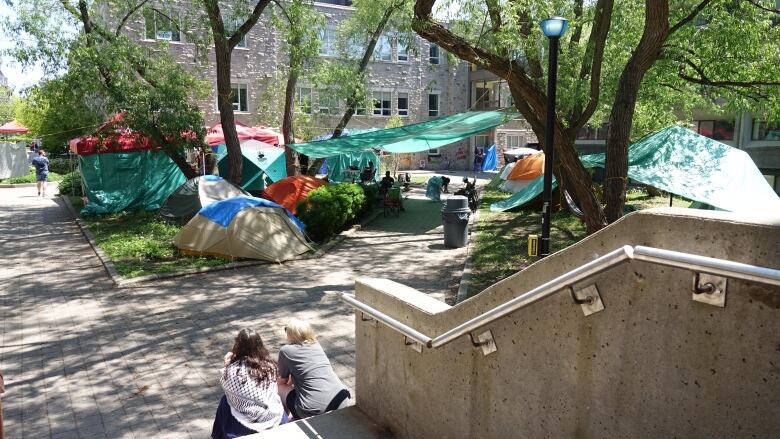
[373, 35, 392, 62]
[318, 90, 338, 115]
[397, 92, 409, 116]
[751, 119, 780, 141]
[297, 87, 312, 114]
[429, 44, 440, 65]
[319, 23, 337, 57]
[428, 148, 441, 156]
[144, 8, 181, 42]
[397, 41, 409, 62]
[372, 91, 392, 116]
[226, 18, 248, 48]
[428, 93, 439, 117]
[694, 119, 735, 141]
[506, 135, 522, 148]
[230, 83, 249, 113]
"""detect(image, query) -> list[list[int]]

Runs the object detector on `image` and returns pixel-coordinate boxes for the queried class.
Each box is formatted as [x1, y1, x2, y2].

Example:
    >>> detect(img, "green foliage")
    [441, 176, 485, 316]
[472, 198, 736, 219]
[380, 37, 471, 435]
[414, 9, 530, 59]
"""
[57, 171, 83, 196]
[359, 182, 378, 214]
[46, 157, 73, 175]
[297, 183, 368, 241]
[0, 166, 64, 184]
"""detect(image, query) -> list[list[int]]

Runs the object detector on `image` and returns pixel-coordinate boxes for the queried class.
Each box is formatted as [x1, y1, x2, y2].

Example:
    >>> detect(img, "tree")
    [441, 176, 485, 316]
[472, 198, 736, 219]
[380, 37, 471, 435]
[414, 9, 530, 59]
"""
[273, 0, 322, 176]
[201, 0, 273, 184]
[413, 0, 613, 233]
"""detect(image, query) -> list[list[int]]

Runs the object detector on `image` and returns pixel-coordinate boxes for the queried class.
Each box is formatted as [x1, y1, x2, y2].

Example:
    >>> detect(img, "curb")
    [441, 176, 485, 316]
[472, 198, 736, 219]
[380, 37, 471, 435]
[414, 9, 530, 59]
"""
[455, 208, 480, 303]
[0, 183, 38, 188]
[59, 196, 385, 288]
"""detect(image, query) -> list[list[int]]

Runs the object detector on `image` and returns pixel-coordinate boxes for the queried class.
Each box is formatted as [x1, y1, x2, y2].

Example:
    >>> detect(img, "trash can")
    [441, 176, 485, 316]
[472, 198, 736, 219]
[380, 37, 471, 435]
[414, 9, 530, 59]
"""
[442, 196, 471, 248]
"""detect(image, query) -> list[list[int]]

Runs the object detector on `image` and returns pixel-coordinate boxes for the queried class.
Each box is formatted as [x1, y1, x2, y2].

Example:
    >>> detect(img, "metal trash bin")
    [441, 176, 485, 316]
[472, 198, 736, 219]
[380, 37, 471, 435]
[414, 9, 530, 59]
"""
[442, 196, 471, 248]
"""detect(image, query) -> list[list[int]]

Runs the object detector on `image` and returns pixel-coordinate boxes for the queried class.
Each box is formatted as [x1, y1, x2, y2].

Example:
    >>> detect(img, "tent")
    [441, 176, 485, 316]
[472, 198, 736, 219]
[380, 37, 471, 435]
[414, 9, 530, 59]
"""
[490, 126, 780, 216]
[70, 118, 186, 215]
[262, 175, 327, 215]
[174, 196, 312, 262]
[207, 122, 284, 147]
[291, 110, 514, 158]
[0, 120, 30, 134]
[216, 140, 287, 191]
[0, 141, 29, 179]
[487, 152, 545, 194]
[158, 175, 248, 223]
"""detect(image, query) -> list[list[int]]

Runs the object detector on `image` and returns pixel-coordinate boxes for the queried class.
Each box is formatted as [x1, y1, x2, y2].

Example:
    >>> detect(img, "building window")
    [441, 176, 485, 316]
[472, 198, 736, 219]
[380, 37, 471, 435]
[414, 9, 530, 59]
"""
[765, 174, 777, 191]
[695, 120, 734, 141]
[318, 91, 338, 115]
[226, 18, 247, 48]
[428, 148, 440, 156]
[576, 123, 609, 140]
[353, 98, 366, 116]
[373, 91, 391, 116]
[506, 135, 522, 148]
[752, 120, 780, 141]
[428, 93, 439, 117]
[319, 24, 337, 56]
[373, 35, 392, 61]
[429, 44, 440, 64]
[297, 87, 312, 114]
[144, 8, 180, 42]
[230, 84, 248, 112]
[397, 92, 408, 116]
[475, 134, 491, 149]
[475, 86, 491, 109]
[397, 42, 408, 62]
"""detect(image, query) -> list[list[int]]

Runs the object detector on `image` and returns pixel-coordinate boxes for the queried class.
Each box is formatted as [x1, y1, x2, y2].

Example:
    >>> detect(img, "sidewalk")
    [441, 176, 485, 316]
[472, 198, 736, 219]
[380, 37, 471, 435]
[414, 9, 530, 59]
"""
[0, 185, 469, 438]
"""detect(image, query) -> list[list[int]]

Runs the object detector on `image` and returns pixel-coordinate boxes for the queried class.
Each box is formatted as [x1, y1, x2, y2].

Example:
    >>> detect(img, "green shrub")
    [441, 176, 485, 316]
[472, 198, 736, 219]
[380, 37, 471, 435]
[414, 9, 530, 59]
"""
[48, 157, 74, 175]
[359, 182, 378, 214]
[297, 183, 368, 242]
[58, 171, 83, 196]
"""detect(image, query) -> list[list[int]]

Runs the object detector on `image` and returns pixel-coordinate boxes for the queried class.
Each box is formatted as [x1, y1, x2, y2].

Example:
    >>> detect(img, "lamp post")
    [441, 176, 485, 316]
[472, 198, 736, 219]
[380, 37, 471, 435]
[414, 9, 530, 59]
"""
[539, 16, 569, 258]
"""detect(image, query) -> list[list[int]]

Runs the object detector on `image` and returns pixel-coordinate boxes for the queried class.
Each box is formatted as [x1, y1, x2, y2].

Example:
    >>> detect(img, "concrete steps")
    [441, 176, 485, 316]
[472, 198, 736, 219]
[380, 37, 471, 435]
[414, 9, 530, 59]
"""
[244, 406, 392, 439]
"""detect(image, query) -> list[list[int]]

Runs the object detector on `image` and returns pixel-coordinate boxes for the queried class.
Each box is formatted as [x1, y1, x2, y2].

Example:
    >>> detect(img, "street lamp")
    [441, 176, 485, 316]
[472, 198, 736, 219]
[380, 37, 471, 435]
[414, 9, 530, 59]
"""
[539, 16, 568, 258]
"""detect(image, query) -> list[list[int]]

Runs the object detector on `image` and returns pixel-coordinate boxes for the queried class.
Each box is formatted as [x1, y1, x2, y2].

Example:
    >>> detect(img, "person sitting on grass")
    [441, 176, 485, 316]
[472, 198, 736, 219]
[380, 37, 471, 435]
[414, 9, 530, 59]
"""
[277, 319, 351, 420]
[212, 328, 287, 439]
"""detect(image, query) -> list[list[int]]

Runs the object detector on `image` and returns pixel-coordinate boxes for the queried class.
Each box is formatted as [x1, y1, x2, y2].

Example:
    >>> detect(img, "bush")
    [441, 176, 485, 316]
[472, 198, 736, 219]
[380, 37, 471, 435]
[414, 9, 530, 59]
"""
[58, 171, 83, 196]
[48, 157, 74, 175]
[359, 182, 378, 214]
[297, 183, 368, 242]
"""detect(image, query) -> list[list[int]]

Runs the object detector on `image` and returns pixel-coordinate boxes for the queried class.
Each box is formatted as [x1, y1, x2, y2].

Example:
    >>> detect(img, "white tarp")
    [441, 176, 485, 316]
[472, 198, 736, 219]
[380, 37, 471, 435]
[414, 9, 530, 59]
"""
[0, 142, 30, 179]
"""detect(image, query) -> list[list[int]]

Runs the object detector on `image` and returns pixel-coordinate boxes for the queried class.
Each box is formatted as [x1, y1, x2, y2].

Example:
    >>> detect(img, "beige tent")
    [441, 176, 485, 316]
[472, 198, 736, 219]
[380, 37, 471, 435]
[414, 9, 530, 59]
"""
[174, 196, 312, 262]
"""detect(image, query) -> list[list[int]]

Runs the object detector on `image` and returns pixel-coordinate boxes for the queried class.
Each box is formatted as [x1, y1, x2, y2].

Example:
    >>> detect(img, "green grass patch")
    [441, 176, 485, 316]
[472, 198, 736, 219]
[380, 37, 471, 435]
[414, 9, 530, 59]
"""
[467, 187, 690, 298]
[80, 209, 227, 278]
[0, 166, 64, 184]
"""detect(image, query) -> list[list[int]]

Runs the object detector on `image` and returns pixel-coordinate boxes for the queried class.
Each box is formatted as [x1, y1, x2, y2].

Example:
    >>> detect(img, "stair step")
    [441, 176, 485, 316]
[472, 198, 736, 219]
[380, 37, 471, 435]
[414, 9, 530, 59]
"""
[244, 406, 391, 439]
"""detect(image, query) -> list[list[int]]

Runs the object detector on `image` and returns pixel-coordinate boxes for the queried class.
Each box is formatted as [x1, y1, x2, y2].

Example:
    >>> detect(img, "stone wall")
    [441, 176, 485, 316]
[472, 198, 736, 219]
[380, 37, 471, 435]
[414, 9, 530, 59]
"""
[353, 208, 780, 438]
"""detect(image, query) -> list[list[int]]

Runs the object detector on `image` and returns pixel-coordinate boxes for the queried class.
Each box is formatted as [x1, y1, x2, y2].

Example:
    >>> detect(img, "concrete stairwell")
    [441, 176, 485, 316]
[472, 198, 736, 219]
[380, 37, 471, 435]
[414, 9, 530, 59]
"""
[244, 406, 392, 438]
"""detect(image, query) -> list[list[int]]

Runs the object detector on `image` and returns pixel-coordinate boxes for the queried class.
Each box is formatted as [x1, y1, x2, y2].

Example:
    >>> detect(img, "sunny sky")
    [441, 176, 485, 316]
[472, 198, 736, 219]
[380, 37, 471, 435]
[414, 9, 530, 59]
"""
[1, 1, 45, 94]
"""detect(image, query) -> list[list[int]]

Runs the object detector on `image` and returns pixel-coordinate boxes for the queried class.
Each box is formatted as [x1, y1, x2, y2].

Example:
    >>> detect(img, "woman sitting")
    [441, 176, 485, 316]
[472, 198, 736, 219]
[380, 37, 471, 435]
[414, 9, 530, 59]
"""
[212, 329, 287, 439]
[277, 319, 351, 420]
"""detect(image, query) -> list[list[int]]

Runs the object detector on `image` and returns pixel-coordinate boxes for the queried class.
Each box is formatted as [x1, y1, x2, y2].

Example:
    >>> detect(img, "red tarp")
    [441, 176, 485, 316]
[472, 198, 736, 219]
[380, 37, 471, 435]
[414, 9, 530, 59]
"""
[69, 113, 161, 155]
[207, 122, 284, 146]
[262, 175, 327, 215]
[0, 120, 30, 134]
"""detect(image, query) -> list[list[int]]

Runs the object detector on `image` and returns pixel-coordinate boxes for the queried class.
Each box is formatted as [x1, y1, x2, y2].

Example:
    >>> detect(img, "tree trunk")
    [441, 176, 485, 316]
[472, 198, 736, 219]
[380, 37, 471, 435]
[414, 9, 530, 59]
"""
[282, 46, 301, 177]
[604, 2, 669, 222]
[552, 131, 606, 234]
[212, 41, 243, 185]
[166, 150, 198, 180]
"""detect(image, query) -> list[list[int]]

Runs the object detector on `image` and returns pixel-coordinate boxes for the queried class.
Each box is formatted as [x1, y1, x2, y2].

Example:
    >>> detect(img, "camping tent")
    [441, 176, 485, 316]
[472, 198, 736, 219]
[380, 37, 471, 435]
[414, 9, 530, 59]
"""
[262, 175, 327, 215]
[158, 175, 248, 223]
[490, 126, 780, 216]
[70, 118, 186, 215]
[216, 140, 287, 191]
[174, 196, 312, 262]
[207, 122, 284, 146]
[487, 152, 545, 194]
[0, 120, 30, 134]
[481, 144, 498, 171]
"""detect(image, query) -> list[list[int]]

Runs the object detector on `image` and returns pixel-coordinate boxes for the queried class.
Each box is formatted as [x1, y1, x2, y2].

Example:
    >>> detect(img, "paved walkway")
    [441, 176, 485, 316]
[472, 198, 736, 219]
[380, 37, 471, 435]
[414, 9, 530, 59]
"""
[0, 184, 468, 438]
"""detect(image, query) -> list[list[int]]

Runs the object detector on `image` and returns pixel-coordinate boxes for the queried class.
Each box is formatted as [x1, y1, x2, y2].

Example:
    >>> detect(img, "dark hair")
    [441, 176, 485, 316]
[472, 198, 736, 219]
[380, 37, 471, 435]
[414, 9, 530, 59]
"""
[385, 171, 391, 177]
[225, 328, 276, 385]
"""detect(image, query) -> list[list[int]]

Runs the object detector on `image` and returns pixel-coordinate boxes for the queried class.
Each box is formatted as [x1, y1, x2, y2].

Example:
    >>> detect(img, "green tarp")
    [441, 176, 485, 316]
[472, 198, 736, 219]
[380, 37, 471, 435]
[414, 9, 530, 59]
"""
[291, 111, 514, 158]
[325, 151, 380, 183]
[80, 150, 186, 215]
[216, 142, 287, 191]
[491, 126, 780, 215]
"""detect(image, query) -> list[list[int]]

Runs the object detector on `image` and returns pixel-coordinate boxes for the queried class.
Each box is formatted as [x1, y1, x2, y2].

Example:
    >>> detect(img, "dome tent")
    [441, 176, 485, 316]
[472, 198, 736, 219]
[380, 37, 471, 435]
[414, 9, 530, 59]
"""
[158, 175, 248, 224]
[262, 175, 327, 215]
[174, 196, 313, 262]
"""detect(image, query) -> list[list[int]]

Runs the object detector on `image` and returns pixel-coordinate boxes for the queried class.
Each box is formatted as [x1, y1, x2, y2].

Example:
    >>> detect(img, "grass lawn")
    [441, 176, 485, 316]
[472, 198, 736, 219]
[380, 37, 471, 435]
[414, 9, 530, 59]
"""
[0, 166, 65, 184]
[467, 187, 690, 297]
[69, 197, 227, 278]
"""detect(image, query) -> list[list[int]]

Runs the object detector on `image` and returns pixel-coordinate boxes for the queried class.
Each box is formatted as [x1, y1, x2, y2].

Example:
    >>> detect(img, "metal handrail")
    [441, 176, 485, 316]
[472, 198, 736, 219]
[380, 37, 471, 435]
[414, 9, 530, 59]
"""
[340, 245, 780, 350]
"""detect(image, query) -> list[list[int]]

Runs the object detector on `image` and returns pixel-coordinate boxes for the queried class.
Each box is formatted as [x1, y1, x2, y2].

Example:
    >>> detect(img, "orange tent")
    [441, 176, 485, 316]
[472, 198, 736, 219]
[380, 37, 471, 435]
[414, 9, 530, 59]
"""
[507, 152, 545, 180]
[262, 175, 327, 215]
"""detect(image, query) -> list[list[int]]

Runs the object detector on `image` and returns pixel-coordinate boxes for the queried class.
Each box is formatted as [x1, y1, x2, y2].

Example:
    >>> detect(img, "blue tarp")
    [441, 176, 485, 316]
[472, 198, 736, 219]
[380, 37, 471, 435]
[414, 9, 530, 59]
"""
[426, 176, 443, 201]
[198, 195, 305, 231]
[482, 144, 497, 171]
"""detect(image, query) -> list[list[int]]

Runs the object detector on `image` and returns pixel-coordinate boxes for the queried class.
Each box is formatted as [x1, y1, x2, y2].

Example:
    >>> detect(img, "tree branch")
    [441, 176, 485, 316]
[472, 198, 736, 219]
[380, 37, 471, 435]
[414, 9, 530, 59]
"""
[230, 0, 273, 49]
[745, 0, 780, 14]
[115, 0, 150, 36]
[669, 0, 713, 35]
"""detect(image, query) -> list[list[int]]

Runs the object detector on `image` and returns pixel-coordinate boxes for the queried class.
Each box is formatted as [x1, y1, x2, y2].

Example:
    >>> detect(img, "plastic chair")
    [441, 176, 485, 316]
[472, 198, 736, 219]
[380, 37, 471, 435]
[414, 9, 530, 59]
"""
[383, 187, 402, 217]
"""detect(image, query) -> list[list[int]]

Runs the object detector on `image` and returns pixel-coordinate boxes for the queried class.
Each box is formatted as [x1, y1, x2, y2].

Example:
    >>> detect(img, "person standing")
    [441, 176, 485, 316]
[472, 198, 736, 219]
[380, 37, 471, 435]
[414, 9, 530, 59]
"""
[31, 149, 49, 197]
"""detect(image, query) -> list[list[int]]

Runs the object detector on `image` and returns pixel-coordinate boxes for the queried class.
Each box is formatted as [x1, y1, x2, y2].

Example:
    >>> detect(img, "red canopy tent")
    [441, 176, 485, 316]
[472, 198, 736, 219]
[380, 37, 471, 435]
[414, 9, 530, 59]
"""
[0, 120, 30, 134]
[69, 113, 161, 155]
[206, 122, 284, 146]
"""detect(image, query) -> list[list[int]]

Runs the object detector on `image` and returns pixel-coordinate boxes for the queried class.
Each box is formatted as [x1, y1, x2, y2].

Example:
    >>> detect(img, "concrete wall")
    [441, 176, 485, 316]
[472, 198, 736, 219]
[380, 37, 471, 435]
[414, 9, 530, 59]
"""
[353, 208, 780, 438]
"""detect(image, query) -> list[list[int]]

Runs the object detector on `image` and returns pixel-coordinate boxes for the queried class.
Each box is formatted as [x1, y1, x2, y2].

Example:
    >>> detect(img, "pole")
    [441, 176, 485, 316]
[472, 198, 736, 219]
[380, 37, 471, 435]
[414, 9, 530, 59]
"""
[541, 36, 559, 258]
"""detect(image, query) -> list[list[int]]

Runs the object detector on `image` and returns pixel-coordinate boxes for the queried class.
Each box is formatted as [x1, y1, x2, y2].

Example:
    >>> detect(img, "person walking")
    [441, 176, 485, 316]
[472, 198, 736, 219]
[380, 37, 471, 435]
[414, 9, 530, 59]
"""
[31, 149, 49, 197]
